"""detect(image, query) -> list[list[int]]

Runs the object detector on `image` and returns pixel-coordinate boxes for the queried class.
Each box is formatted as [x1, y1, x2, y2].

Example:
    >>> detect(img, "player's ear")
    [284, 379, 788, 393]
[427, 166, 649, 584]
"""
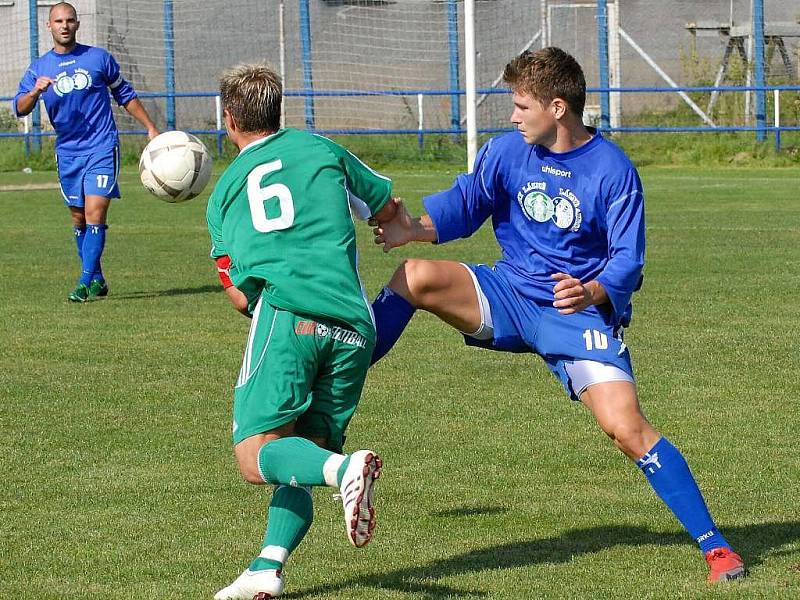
[223, 109, 238, 134]
[223, 108, 233, 128]
[551, 98, 567, 120]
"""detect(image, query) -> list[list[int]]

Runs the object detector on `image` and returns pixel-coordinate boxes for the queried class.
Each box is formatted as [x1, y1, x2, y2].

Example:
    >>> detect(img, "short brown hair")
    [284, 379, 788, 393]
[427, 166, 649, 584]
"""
[219, 64, 282, 134]
[503, 47, 586, 116]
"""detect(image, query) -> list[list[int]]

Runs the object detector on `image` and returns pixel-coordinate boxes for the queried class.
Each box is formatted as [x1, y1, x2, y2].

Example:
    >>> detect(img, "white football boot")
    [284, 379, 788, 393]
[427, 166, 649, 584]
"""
[213, 568, 284, 599]
[339, 449, 382, 548]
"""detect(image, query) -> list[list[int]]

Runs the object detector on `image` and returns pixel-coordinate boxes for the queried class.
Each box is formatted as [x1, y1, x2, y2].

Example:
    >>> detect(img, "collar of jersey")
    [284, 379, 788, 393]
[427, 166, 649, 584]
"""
[49, 42, 87, 58]
[534, 127, 601, 161]
[239, 129, 285, 156]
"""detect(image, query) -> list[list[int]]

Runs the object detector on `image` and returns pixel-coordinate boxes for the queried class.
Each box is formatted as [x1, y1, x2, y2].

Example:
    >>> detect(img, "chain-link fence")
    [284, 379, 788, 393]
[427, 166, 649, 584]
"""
[2, 1, 799, 143]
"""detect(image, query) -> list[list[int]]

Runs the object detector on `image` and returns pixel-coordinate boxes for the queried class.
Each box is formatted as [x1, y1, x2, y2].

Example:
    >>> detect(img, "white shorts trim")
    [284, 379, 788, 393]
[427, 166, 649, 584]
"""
[460, 263, 493, 340]
[235, 297, 277, 389]
[564, 360, 634, 398]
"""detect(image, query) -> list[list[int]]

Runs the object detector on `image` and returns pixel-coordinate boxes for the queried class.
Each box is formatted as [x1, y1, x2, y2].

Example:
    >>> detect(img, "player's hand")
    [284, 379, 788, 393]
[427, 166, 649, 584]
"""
[551, 272, 594, 314]
[373, 198, 415, 252]
[369, 196, 401, 226]
[146, 127, 160, 141]
[33, 76, 55, 94]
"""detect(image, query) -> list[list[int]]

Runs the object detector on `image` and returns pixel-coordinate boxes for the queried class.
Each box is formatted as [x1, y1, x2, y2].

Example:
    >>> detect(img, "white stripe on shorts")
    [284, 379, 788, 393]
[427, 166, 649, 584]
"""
[236, 298, 277, 388]
[460, 263, 494, 340]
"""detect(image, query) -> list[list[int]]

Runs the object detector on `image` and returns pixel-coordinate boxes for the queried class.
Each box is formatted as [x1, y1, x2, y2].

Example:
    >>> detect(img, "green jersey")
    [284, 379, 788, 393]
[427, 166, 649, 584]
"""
[207, 128, 391, 342]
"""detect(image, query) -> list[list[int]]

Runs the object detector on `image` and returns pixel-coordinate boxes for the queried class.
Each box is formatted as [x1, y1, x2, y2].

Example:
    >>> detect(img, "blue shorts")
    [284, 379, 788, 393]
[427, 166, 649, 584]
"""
[55, 147, 121, 207]
[463, 263, 634, 400]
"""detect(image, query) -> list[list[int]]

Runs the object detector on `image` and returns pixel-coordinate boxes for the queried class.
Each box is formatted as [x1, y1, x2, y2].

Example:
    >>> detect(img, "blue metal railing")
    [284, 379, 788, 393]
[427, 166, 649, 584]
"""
[3, 85, 799, 155]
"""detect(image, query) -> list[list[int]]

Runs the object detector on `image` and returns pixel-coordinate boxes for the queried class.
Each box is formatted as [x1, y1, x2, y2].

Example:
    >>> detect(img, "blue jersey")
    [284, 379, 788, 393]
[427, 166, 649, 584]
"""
[424, 129, 645, 326]
[13, 43, 137, 156]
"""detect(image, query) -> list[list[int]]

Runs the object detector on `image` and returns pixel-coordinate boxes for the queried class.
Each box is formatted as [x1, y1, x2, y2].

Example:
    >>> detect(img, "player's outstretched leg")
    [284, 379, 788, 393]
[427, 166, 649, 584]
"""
[370, 285, 416, 364]
[337, 449, 382, 548]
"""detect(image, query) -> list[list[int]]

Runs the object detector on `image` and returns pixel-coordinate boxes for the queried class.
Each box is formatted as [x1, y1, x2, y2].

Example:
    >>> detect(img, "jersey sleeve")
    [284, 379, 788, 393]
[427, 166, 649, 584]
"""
[422, 137, 499, 244]
[595, 167, 646, 320]
[12, 63, 37, 117]
[314, 135, 392, 218]
[206, 190, 228, 259]
[104, 51, 137, 106]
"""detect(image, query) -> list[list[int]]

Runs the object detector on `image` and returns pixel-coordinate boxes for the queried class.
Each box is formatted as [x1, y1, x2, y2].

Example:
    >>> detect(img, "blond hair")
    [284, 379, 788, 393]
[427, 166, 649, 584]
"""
[219, 63, 282, 134]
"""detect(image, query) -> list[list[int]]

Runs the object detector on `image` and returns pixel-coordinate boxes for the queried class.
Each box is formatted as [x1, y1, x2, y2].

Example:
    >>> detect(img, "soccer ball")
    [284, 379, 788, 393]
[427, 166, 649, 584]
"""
[139, 131, 213, 203]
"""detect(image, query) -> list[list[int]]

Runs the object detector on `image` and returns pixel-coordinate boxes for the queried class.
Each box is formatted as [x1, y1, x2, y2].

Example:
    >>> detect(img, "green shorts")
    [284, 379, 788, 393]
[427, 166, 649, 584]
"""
[232, 298, 374, 453]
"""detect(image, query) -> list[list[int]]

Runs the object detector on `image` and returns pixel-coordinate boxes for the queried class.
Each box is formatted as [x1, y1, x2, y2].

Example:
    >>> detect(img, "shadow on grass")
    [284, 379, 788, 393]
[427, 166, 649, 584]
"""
[286, 520, 800, 599]
[109, 284, 220, 299]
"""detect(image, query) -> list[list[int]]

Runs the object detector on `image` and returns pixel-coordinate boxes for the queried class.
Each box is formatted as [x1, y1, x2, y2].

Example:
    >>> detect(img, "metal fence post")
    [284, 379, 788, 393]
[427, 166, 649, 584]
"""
[447, 0, 461, 133]
[597, 0, 610, 130]
[164, 0, 176, 130]
[299, 0, 315, 130]
[753, 0, 765, 142]
[774, 89, 780, 152]
[28, 0, 40, 153]
[215, 95, 223, 157]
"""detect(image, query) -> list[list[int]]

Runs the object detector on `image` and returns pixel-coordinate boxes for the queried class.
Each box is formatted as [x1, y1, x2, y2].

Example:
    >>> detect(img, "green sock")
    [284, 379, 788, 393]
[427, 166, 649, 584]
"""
[258, 437, 344, 487]
[250, 485, 313, 572]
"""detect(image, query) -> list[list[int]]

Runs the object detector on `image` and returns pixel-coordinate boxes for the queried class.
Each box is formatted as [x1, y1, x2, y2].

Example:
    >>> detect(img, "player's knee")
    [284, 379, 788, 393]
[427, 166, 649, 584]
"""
[608, 421, 650, 457]
[399, 259, 441, 304]
[238, 463, 264, 485]
[236, 454, 265, 485]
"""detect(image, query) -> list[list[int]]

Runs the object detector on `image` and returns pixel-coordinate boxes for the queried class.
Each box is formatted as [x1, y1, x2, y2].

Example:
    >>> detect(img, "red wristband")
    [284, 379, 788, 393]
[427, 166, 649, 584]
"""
[215, 255, 233, 289]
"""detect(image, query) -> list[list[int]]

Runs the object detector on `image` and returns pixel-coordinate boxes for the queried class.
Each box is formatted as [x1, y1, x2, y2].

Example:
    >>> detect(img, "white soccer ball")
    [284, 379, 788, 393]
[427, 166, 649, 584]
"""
[139, 130, 213, 203]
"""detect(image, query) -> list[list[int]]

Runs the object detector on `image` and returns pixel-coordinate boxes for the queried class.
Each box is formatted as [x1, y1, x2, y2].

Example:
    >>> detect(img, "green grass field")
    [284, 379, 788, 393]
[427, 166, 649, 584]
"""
[1, 163, 799, 599]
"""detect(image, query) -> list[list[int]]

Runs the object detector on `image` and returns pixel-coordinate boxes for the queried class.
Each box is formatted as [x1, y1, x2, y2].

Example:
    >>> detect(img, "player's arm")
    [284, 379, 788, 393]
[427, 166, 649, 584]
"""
[207, 191, 250, 316]
[103, 51, 159, 140]
[372, 199, 437, 252]
[225, 287, 250, 316]
[123, 98, 159, 141]
[214, 255, 250, 317]
[551, 273, 609, 314]
[376, 139, 499, 252]
[14, 72, 54, 117]
[552, 169, 645, 316]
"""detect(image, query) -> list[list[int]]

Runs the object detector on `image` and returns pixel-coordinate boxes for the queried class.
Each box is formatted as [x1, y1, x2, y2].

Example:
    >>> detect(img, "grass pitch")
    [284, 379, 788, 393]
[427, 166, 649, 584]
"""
[1, 164, 799, 599]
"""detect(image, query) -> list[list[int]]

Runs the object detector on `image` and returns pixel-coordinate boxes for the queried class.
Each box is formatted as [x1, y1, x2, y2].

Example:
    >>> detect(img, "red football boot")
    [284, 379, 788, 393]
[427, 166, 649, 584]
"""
[705, 547, 746, 582]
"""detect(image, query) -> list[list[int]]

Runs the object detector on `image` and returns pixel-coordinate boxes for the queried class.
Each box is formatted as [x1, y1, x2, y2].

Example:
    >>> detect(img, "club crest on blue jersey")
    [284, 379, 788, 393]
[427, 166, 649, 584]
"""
[516, 181, 583, 232]
[54, 68, 92, 97]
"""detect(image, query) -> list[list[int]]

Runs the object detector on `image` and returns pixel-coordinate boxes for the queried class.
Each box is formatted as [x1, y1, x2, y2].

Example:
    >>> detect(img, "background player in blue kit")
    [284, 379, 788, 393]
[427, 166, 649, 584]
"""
[13, 2, 159, 302]
[371, 47, 745, 582]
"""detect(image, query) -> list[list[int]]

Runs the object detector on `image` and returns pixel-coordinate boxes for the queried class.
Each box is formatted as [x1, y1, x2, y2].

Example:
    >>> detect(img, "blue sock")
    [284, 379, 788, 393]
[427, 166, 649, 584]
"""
[73, 226, 85, 261]
[79, 224, 107, 286]
[638, 437, 730, 553]
[370, 286, 416, 364]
